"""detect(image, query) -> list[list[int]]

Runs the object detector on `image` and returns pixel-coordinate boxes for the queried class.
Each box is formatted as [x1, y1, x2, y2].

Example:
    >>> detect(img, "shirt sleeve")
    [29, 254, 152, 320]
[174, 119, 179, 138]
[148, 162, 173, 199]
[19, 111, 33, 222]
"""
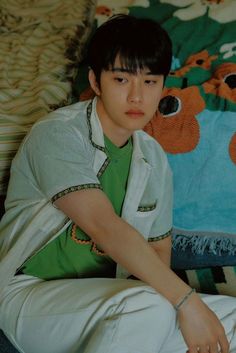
[24, 119, 101, 202]
[148, 159, 173, 242]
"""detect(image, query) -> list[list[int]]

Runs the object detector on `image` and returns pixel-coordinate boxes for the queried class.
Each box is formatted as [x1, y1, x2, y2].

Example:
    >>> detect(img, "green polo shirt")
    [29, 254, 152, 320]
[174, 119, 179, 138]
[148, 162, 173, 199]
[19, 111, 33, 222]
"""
[20, 135, 133, 280]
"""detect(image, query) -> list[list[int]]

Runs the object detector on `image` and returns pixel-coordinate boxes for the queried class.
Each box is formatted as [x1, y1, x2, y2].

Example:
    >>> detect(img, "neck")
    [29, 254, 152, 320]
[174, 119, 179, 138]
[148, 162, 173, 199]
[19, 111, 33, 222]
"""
[96, 97, 132, 147]
[103, 129, 131, 148]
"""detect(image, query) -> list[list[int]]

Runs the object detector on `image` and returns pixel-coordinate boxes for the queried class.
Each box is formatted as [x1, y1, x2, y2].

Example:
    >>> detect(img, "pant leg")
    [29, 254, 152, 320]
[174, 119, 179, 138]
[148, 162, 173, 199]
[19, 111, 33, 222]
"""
[160, 294, 236, 353]
[0, 275, 177, 353]
[1, 276, 235, 353]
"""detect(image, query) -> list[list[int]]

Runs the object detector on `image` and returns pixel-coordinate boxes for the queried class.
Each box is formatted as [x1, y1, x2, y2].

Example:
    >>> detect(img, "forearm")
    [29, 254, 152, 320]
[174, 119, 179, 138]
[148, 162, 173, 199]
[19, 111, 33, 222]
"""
[55, 189, 191, 307]
[150, 236, 172, 267]
[89, 214, 191, 307]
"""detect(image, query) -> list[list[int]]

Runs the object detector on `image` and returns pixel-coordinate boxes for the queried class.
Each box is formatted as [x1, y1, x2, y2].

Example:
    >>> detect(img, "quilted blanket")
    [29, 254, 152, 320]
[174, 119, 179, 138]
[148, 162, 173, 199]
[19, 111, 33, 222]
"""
[76, 0, 236, 256]
[141, 0, 236, 255]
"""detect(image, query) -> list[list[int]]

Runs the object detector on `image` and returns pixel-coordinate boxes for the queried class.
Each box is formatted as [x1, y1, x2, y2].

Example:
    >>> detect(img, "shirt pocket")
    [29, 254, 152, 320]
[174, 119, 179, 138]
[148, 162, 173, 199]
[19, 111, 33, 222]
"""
[132, 201, 157, 237]
[137, 201, 157, 213]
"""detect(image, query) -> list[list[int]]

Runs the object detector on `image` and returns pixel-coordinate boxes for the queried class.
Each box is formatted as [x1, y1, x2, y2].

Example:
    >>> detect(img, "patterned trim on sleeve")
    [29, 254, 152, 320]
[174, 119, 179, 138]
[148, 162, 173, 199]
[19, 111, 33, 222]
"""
[148, 229, 172, 242]
[52, 183, 102, 203]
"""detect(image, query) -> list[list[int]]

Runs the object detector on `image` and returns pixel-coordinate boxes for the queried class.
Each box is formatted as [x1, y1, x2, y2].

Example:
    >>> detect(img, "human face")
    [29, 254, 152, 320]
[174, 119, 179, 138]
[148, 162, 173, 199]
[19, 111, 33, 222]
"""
[89, 56, 164, 147]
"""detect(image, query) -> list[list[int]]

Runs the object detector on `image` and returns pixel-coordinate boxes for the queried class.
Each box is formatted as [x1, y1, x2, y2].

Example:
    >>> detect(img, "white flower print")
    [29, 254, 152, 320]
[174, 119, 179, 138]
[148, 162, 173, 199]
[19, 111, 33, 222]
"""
[220, 42, 236, 60]
[160, 0, 236, 23]
[96, 0, 150, 26]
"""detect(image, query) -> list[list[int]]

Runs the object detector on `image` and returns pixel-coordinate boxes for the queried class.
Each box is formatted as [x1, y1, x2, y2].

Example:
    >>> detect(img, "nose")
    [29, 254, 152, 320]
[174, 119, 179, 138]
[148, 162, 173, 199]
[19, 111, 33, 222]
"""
[127, 80, 143, 104]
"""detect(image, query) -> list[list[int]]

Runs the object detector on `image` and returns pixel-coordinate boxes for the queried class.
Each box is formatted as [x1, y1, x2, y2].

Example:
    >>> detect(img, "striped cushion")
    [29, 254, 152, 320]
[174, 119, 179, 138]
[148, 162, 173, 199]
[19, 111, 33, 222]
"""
[0, 0, 96, 195]
[174, 266, 236, 297]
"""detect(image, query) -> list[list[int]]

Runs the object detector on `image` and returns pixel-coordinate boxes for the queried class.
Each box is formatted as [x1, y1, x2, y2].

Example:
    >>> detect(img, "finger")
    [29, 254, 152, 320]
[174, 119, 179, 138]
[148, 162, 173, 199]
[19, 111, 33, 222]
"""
[207, 343, 219, 353]
[187, 346, 201, 353]
[197, 344, 210, 353]
[218, 334, 230, 353]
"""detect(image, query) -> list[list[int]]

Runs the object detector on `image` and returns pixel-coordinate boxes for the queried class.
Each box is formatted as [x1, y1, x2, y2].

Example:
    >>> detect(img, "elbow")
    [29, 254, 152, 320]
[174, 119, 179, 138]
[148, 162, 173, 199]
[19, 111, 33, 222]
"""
[85, 210, 121, 246]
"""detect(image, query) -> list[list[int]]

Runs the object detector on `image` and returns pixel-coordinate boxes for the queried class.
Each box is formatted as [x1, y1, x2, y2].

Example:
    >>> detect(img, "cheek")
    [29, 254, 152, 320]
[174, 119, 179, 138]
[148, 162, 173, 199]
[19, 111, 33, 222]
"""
[152, 89, 162, 101]
[102, 85, 123, 99]
[147, 92, 162, 110]
[102, 90, 120, 107]
[106, 90, 126, 107]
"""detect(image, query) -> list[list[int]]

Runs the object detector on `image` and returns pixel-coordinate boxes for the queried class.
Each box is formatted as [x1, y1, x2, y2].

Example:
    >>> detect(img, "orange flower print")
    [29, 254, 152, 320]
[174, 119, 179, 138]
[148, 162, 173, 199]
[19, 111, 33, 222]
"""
[96, 5, 112, 17]
[170, 50, 218, 77]
[229, 133, 236, 164]
[96, 1, 150, 26]
[79, 86, 95, 101]
[203, 62, 236, 103]
[144, 86, 205, 154]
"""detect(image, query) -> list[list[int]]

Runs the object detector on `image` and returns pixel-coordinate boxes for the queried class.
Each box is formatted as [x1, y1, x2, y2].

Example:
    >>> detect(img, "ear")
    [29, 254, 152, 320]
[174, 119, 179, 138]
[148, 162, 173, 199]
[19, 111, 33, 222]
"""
[88, 69, 101, 96]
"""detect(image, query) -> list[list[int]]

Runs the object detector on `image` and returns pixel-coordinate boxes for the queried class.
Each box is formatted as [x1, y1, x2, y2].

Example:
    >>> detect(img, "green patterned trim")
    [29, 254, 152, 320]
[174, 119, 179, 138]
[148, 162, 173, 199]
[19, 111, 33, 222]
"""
[137, 202, 157, 212]
[86, 101, 110, 178]
[148, 229, 172, 242]
[52, 183, 102, 203]
[97, 157, 110, 178]
[86, 101, 106, 152]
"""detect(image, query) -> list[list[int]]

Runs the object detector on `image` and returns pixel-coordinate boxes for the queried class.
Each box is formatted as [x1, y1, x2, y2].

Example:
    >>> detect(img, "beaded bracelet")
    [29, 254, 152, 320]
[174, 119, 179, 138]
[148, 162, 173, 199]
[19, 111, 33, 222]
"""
[174, 288, 196, 311]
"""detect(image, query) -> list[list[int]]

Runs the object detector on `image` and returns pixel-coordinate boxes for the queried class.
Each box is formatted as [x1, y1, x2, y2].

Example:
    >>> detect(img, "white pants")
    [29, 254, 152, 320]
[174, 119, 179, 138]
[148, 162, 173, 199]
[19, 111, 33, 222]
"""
[0, 275, 236, 353]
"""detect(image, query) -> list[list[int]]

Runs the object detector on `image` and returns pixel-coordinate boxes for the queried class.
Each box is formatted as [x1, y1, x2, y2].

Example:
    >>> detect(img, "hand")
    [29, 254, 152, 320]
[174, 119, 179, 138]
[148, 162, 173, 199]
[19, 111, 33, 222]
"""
[177, 292, 229, 353]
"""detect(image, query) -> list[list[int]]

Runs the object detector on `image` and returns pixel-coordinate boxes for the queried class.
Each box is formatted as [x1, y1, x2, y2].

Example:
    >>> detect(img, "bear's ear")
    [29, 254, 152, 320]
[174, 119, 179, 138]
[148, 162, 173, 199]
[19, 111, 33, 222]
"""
[88, 69, 101, 96]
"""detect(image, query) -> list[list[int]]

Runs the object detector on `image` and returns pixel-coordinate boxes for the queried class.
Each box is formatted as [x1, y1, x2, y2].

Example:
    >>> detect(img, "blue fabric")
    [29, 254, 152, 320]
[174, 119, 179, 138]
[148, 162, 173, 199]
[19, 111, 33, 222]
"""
[168, 109, 236, 238]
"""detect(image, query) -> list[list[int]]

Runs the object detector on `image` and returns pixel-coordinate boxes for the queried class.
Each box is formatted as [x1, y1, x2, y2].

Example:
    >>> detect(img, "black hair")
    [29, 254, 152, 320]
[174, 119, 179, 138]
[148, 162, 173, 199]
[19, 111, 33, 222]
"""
[87, 14, 172, 83]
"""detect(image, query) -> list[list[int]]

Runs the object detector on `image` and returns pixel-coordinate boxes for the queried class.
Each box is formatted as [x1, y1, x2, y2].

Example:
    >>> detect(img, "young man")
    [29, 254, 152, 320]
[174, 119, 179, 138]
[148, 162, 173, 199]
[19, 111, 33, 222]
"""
[0, 14, 235, 353]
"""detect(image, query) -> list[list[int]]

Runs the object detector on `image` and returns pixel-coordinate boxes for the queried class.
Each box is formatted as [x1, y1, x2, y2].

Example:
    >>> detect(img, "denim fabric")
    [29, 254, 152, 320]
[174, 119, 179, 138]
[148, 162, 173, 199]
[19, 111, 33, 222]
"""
[171, 246, 236, 270]
[0, 330, 19, 353]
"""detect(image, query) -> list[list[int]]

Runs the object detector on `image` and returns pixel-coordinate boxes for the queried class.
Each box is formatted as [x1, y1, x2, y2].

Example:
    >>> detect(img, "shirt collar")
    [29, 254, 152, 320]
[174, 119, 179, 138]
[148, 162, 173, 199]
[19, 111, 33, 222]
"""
[87, 96, 148, 163]
[86, 97, 105, 152]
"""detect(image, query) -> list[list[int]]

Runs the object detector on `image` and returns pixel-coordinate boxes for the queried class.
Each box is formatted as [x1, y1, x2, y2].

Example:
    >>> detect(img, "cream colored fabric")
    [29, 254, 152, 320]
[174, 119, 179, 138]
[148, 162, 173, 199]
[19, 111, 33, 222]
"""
[0, 275, 236, 353]
[0, 0, 97, 194]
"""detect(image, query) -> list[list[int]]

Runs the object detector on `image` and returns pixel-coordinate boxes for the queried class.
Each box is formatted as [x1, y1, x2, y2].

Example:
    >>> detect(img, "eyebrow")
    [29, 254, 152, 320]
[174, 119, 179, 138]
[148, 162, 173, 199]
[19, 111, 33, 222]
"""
[110, 67, 155, 75]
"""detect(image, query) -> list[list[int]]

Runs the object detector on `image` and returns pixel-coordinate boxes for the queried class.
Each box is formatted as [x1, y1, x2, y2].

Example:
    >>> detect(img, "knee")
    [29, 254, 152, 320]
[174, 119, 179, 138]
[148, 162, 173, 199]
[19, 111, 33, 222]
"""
[150, 291, 176, 323]
[111, 285, 176, 325]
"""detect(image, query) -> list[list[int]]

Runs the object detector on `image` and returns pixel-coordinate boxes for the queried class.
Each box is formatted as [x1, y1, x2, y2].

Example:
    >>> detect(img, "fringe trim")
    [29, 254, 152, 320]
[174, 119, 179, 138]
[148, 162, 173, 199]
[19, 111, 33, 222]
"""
[172, 232, 236, 256]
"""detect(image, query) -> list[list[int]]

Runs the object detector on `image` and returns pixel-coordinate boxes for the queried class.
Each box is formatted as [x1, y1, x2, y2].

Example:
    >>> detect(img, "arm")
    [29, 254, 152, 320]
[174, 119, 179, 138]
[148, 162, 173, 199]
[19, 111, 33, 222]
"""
[55, 188, 229, 353]
[149, 235, 172, 267]
[55, 188, 189, 303]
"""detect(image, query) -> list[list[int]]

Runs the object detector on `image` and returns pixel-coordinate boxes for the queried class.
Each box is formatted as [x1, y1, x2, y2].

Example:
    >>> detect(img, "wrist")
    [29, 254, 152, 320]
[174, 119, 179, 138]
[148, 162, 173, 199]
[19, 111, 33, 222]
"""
[174, 288, 196, 311]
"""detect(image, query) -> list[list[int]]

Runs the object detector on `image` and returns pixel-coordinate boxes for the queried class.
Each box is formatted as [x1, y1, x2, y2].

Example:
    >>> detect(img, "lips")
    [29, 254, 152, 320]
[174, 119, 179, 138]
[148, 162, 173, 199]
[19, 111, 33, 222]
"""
[125, 109, 144, 117]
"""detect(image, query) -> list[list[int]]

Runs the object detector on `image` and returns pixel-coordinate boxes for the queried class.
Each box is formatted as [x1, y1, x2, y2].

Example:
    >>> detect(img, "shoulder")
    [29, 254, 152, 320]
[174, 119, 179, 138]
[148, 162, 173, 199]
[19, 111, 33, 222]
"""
[31, 100, 89, 134]
[11, 100, 94, 169]
[23, 100, 91, 149]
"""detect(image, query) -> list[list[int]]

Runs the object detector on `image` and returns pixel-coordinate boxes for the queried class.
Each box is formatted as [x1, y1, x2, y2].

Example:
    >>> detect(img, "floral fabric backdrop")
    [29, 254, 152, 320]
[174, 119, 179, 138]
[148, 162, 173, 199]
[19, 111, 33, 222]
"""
[76, 0, 236, 257]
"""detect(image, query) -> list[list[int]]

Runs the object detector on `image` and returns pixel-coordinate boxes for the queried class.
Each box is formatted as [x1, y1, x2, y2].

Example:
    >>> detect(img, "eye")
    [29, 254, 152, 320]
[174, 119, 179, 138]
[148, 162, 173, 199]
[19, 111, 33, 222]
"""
[114, 77, 128, 84]
[145, 79, 157, 85]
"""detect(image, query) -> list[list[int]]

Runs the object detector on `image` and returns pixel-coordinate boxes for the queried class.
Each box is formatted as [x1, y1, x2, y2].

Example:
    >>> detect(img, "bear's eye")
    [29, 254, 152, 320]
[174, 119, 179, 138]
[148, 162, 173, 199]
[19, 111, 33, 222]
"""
[224, 73, 236, 89]
[158, 95, 181, 117]
[196, 59, 204, 65]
